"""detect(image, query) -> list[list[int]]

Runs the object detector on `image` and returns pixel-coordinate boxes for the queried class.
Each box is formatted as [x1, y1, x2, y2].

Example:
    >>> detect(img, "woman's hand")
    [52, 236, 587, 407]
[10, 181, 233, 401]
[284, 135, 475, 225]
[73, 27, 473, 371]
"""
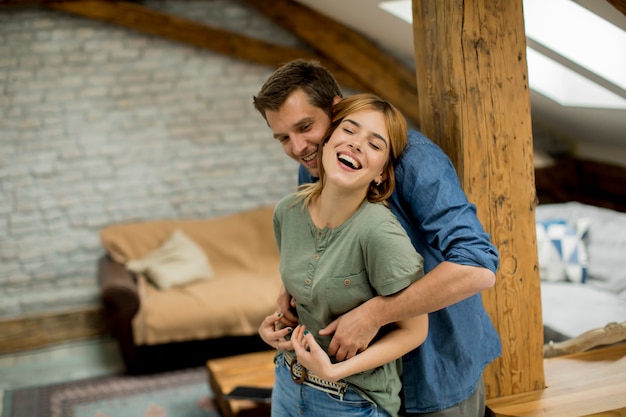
[291, 325, 340, 382]
[258, 312, 293, 351]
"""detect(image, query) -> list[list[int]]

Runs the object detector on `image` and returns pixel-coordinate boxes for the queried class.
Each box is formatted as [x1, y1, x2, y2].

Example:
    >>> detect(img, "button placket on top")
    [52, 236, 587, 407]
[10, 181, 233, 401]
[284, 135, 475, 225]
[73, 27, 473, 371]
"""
[307, 227, 329, 288]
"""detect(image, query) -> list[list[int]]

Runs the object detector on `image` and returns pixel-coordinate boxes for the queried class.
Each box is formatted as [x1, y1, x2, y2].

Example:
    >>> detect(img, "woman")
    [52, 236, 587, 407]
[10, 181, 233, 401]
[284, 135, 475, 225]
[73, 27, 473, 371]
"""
[259, 93, 428, 417]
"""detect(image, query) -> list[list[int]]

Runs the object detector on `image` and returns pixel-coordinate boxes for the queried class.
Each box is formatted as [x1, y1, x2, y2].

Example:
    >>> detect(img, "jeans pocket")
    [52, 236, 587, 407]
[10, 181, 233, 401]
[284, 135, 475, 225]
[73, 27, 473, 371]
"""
[325, 387, 372, 408]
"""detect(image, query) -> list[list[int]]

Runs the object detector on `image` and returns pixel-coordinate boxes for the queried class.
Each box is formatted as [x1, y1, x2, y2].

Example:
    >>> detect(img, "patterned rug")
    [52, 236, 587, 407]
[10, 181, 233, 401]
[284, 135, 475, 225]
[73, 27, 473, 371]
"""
[1, 366, 221, 417]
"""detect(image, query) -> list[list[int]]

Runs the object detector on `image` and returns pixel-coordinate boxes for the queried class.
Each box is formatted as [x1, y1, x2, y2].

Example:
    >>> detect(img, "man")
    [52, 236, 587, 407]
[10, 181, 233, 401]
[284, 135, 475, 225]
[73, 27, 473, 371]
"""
[253, 59, 501, 416]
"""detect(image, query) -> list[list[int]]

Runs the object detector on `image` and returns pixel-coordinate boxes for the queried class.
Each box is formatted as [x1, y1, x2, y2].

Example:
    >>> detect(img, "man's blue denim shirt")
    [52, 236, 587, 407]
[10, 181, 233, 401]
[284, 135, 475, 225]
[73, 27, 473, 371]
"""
[298, 129, 502, 413]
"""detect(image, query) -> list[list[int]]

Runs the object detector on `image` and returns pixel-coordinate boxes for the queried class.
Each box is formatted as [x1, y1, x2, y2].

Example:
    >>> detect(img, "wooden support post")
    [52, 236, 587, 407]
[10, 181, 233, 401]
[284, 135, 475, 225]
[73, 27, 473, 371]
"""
[411, 0, 545, 398]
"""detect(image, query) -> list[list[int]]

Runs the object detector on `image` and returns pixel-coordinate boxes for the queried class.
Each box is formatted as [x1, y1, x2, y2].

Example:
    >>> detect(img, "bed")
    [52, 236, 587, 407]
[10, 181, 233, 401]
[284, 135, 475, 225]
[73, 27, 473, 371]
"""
[535, 201, 626, 354]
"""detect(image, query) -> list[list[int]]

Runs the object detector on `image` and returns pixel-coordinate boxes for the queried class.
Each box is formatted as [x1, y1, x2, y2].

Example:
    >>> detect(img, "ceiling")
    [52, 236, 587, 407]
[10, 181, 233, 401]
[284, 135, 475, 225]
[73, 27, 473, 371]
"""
[5, 0, 623, 156]
[295, 0, 626, 151]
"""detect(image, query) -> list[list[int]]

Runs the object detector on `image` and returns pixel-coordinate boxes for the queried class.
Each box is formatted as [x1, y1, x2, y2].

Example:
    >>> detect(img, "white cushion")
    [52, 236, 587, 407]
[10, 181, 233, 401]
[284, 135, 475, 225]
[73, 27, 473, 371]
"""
[126, 229, 214, 290]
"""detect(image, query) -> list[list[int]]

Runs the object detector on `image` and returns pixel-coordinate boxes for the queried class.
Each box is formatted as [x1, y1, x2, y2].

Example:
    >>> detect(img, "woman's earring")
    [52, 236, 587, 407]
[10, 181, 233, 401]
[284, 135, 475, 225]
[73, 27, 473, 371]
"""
[376, 179, 381, 186]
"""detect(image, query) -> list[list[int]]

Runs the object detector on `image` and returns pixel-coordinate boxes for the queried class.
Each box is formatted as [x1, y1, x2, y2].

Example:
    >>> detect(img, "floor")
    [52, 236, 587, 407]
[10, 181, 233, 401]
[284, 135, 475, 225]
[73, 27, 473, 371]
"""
[0, 336, 125, 391]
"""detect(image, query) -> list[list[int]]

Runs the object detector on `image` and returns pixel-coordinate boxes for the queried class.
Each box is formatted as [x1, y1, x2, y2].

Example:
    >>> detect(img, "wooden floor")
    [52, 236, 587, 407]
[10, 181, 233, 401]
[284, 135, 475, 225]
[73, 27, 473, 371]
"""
[4, 336, 625, 417]
[486, 344, 626, 417]
[0, 336, 124, 391]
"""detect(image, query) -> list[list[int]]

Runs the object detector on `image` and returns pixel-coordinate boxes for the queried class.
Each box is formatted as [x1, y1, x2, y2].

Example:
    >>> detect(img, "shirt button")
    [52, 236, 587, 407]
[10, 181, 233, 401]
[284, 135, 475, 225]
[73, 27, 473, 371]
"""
[317, 230, 322, 237]
[305, 278, 312, 285]
[343, 279, 351, 286]
[312, 254, 319, 260]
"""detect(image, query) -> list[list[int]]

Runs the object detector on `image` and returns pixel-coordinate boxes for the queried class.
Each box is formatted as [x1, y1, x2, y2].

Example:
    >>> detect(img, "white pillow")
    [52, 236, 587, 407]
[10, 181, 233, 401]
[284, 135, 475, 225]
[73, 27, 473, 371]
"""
[536, 219, 589, 283]
[126, 229, 214, 290]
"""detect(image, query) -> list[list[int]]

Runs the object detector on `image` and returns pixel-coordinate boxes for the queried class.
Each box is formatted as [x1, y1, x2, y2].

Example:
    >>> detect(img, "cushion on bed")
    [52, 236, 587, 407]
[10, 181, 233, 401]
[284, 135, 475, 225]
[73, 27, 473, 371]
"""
[536, 202, 626, 295]
[536, 219, 589, 283]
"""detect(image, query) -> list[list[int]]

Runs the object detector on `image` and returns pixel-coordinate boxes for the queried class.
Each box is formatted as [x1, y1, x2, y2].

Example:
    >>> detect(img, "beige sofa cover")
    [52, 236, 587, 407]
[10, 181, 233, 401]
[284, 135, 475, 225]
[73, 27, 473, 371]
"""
[99, 206, 282, 346]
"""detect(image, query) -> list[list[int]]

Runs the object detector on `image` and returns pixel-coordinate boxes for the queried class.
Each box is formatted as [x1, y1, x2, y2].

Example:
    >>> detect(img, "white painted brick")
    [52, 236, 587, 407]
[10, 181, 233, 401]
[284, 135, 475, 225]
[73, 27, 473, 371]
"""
[0, 0, 301, 317]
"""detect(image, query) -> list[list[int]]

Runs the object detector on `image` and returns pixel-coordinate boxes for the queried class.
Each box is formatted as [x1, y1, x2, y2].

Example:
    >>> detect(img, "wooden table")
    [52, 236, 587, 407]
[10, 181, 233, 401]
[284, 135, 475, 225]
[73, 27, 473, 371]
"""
[206, 350, 276, 417]
[486, 344, 626, 417]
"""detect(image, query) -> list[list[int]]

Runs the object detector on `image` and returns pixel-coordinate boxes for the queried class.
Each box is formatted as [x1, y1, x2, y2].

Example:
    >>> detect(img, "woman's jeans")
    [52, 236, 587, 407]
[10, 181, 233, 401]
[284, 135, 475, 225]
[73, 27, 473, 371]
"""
[271, 354, 392, 417]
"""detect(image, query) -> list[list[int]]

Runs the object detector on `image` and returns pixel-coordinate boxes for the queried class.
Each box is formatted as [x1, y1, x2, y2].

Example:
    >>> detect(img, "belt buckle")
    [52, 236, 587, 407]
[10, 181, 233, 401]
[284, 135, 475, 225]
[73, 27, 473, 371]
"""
[289, 357, 307, 384]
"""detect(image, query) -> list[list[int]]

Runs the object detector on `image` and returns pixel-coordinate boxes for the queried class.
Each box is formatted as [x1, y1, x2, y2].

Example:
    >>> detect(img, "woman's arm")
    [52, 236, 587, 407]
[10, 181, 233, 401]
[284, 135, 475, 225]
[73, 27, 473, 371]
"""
[291, 314, 428, 382]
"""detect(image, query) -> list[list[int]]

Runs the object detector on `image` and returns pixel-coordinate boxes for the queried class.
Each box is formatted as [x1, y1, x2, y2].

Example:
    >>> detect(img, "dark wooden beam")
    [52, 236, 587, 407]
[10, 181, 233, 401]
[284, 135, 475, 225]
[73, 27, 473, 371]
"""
[242, 0, 420, 126]
[606, 0, 626, 16]
[43, 0, 308, 68]
[0, 0, 78, 5]
[8, 0, 415, 123]
[43, 0, 368, 92]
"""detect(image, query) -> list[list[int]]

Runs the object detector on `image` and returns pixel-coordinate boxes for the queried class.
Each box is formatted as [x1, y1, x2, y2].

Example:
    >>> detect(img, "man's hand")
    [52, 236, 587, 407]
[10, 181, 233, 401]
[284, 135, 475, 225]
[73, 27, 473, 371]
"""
[318, 302, 380, 361]
[276, 285, 298, 328]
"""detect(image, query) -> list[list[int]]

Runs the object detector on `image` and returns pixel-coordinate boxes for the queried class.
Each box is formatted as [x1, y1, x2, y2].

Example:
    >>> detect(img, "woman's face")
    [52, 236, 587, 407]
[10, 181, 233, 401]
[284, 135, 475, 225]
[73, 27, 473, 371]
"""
[322, 108, 390, 192]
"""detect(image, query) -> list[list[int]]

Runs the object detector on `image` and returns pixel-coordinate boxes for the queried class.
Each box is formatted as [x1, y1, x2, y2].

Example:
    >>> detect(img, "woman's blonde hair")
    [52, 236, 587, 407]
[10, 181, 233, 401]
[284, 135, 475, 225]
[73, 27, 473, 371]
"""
[298, 93, 408, 206]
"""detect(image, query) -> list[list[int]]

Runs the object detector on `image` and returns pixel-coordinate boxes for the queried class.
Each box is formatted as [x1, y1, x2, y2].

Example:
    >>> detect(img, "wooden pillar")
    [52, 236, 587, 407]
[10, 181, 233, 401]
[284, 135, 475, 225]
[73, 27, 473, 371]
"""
[412, 0, 544, 397]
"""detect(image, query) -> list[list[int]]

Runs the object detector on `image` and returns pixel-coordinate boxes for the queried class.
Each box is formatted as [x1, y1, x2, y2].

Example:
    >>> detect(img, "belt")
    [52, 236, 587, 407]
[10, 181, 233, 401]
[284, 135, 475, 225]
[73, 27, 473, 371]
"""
[282, 351, 348, 397]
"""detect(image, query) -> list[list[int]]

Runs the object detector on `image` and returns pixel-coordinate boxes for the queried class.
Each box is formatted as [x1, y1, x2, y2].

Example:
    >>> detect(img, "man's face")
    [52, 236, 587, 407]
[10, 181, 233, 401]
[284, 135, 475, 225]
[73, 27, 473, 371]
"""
[265, 89, 333, 178]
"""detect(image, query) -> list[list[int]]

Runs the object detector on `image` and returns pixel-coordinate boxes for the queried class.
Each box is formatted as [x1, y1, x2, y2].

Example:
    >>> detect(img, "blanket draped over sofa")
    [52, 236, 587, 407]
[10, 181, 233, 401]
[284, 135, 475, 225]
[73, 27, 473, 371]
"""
[98, 206, 281, 373]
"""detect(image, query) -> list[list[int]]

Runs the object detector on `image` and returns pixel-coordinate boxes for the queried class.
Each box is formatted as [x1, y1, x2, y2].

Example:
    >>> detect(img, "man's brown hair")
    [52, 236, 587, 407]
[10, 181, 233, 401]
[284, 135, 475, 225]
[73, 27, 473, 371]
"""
[253, 59, 343, 120]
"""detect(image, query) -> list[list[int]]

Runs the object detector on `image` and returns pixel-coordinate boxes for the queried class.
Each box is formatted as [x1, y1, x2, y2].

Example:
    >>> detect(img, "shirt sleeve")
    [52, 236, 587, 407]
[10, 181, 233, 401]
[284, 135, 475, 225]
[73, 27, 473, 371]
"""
[395, 130, 499, 273]
[364, 218, 425, 296]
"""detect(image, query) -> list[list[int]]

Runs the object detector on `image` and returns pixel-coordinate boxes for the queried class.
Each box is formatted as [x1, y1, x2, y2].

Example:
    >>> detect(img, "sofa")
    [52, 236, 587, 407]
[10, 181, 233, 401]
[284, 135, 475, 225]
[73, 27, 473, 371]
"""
[98, 206, 281, 374]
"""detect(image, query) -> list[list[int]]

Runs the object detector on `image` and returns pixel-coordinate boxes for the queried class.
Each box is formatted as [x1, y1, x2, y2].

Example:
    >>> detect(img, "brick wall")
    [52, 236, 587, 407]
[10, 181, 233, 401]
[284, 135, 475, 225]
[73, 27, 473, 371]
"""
[0, 1, 305, 317]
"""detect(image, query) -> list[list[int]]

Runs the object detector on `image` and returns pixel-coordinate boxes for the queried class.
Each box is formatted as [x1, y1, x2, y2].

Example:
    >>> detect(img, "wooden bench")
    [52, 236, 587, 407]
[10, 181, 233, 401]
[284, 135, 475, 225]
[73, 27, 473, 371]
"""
[486, 343, 626, 416]
[206, 350, 275, 417]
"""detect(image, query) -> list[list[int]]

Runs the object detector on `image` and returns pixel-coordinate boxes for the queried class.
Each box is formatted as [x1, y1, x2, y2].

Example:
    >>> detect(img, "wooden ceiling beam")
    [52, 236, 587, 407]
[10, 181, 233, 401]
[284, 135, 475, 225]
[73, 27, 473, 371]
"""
[241, 0, 420, 126]
[0, 0, 77, 5]
[45, 0, 295, 68]
[11, 0, 419, 123]
[41, 0, 368, 92]
[606, 0, 626, 16]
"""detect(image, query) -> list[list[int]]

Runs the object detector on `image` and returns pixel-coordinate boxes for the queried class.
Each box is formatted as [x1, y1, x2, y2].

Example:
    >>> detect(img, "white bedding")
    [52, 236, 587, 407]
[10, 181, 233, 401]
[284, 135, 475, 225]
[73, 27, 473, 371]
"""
[536, 202, 626, 339]
[541, 282, 626, 338]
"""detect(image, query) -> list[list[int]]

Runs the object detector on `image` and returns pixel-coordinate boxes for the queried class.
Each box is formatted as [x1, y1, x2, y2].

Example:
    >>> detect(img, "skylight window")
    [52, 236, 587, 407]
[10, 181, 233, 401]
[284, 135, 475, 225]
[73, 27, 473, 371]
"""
[378, 0, 626, 109]
[379, 0, 411, 23]
[526, 48, 626, 108]
[523, 0, 626, 92]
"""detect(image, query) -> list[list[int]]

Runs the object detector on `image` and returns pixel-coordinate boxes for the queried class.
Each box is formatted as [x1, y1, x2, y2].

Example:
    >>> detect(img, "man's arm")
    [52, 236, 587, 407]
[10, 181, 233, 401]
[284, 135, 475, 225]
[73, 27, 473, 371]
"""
[322, 263, 495, 361]
[371, 261, 495, 325]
